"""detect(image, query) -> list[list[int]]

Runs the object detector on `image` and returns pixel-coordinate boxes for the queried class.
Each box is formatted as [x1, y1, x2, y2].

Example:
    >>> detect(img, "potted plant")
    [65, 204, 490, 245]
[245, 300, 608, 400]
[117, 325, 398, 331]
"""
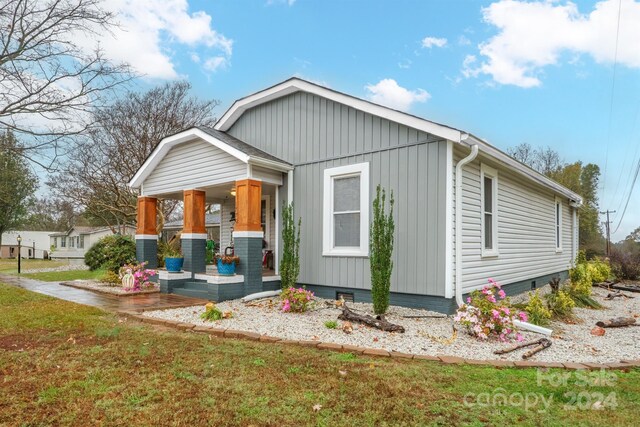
[216, 254, 240, 275]
[163, 243, 184, 273]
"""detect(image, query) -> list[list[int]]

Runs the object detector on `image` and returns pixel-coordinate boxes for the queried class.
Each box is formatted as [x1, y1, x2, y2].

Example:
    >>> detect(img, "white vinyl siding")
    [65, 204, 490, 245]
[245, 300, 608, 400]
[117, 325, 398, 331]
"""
[143, 139, 247, 196]
[323, 163, 370, 257]
[453, 147, 575, 293]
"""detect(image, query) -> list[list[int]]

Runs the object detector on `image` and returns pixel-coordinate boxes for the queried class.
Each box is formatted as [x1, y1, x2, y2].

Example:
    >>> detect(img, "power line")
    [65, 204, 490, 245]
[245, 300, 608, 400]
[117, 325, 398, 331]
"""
[600, 210, 616, 256]
[612, 156, 640, 235]
[602, 0, 623, 196]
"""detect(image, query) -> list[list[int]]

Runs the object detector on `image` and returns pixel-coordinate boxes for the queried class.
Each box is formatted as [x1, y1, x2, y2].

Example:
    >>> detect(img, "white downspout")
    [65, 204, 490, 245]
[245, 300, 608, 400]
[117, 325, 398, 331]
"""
[454, 142, 551, 336]
[455, 144, 478, 307]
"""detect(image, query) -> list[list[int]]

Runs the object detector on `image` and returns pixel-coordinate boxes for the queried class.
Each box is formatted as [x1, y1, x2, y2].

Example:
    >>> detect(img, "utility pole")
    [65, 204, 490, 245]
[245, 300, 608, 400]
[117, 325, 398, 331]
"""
[600, 210, 616, 257]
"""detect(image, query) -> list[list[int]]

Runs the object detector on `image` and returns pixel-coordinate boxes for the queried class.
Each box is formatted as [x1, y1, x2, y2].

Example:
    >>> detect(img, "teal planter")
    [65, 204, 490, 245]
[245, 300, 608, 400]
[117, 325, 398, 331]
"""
[165, 257, 184, 272]
[217, 259, 236, 275]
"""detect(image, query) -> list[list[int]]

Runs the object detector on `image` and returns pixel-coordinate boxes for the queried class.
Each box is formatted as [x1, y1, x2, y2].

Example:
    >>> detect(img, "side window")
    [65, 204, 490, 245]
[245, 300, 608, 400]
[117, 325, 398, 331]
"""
[323, 162, 370, 257]
[481, 164, 498, 257]
[555, 197, 563, 251]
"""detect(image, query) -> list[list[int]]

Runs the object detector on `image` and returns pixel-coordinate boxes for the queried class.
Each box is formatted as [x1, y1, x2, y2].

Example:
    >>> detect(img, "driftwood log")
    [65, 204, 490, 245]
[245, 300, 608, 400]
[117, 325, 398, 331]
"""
[494, 338, 552, 359]
[338, 305, 405, 333]
[522, 339, 552, 359]
[596, 317, 637, 328]
[605, 292, 634, 300]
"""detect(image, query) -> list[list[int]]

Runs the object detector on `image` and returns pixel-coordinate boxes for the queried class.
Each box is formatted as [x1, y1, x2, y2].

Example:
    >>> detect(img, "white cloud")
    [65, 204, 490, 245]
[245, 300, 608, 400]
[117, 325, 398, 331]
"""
[468, 0, 640, 88]
[84, 0, 232, 79]
[364, 79, 430, 111]
[203, 56, 228, 72]
[458, 35, 472, 46]
[421, 37, 448, 48]
[398, 59, 412, 69]
[266, 0, 296, 6]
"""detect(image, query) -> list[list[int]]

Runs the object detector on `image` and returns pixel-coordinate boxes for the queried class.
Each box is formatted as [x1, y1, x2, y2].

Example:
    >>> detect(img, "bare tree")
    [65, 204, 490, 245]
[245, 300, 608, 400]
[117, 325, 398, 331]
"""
[506, 142, 536, 166]
[48, 81, 219, 231]
[507, 143, 563, 175]
[0, 0, 131, 167]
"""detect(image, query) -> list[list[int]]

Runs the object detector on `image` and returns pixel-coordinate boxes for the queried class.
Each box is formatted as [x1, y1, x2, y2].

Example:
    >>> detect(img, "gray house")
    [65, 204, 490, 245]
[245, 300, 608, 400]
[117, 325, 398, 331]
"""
[129, 78, 581, 313]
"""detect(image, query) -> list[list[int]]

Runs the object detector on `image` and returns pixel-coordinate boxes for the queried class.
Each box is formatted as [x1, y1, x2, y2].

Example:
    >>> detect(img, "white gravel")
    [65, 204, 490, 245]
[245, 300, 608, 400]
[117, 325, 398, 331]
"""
[23, 264, 89, 273]
[142, 286, 640, 364]
[61, 280, 159, 296]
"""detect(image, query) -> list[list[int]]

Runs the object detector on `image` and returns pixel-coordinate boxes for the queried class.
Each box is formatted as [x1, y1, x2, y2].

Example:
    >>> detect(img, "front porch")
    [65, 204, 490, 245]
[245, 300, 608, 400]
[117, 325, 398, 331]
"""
[129, 127, 292, 302]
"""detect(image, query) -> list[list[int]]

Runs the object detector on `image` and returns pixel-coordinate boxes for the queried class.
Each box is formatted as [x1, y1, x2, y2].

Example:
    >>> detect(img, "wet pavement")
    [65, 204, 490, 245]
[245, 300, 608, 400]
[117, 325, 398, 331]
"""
[0, 274, 208, 313]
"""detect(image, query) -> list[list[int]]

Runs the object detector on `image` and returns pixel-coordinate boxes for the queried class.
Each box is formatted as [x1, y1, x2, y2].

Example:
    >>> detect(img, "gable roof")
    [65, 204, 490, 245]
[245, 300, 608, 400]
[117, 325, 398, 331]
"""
[214, 77, 582, 204]
[129, 127, 292, 189]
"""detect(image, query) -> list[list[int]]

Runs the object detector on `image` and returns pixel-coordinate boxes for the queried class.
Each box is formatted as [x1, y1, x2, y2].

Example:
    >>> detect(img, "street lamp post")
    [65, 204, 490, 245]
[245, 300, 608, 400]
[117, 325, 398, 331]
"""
[16, 235, 22, 274]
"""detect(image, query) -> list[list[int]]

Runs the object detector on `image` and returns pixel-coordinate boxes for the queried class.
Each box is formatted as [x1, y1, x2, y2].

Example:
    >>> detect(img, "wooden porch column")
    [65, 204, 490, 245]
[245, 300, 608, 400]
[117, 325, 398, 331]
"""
[182, 189, 207, 273]
[234, 179, 262, 232]
[233, 179, 263, 295]
[135, 196, 158, 268]
[183, 189, 206, 234]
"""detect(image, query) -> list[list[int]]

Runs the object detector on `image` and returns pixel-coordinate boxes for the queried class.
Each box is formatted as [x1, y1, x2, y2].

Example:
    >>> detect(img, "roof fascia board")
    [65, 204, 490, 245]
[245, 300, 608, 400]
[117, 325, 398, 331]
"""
[214, 79, 462, 142]
[248, 156, 294, 172]
[462, 134, 583, 205]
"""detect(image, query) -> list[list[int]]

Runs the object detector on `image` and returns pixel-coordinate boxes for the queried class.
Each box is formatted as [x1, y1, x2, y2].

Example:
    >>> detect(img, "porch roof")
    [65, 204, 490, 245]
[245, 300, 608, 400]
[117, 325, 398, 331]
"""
[129, 127, 292, 190]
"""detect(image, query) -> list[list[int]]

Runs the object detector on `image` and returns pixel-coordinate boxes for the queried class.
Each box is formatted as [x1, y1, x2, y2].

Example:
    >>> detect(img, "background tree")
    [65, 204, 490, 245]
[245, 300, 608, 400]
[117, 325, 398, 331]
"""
[507, 143, 604, 256]
[370, 185, 394, 315]
[280, 203, 301, 289]
[0, 131, 38, 245]
[48, 81, 219, 231]
[0, 0, 131, 167]
[22, 198, 77, 231]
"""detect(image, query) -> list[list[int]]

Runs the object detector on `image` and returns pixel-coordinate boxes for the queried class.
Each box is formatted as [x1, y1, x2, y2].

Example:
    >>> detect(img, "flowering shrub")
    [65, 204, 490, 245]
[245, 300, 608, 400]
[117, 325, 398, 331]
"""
[524, 290, 552, 326]
[118, 261, 156, 292]
[201, 302, 223, 321]
[454, 279, 525, 341]
[280, 287, 315, 313]
[545, 288, 575, 318]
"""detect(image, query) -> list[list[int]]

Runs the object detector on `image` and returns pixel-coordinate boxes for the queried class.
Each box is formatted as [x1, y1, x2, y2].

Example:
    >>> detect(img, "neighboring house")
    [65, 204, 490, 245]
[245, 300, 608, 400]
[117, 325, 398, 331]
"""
[50, 226, 135, 264]
[162, 213, 221, 243]
[128, 78, 581, 313]
[0, 231, 53, 259]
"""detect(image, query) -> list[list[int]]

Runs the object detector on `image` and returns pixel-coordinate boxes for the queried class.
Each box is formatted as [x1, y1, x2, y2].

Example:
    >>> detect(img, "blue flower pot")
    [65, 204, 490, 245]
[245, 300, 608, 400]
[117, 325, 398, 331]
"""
[165, 257, 184, 272]
[217, 259, 236, 275]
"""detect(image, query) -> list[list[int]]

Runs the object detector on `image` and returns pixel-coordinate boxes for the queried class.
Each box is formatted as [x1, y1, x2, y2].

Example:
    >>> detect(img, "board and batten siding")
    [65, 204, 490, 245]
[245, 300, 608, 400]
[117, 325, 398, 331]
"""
[143, 139, 247, 196]
[453, 146, 575, 292]
[227, 91, 449, 296]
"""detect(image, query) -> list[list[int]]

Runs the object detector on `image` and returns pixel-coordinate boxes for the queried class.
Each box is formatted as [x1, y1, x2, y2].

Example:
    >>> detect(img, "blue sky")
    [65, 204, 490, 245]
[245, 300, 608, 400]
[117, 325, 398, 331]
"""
[96, 0, 640, 241]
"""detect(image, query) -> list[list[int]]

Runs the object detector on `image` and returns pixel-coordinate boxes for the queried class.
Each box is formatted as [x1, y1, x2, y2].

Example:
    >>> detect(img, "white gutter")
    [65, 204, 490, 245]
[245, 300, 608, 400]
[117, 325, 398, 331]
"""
[454, 143, 478, 307]
[453, 141, 552, 336]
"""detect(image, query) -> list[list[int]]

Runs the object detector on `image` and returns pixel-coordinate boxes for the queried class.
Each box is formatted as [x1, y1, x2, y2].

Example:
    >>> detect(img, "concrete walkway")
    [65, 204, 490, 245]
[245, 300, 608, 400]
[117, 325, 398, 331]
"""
[0, 274, 208, 312]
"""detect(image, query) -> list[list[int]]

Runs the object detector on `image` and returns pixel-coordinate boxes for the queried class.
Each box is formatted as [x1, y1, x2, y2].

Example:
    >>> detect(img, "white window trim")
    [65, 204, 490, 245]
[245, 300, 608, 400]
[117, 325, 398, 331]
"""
[555, 196, 563, 253]
[480, 163, 499, 258]
[261, 195, 271, 248]
[323, 162, 370, 257]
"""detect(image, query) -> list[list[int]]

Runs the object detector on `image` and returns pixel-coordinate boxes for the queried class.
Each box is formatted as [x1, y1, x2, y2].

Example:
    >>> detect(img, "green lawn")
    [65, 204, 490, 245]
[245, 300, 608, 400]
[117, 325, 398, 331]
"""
[0, 258, 67, 274]
[22, 269, 105, 282]
[0, 283, 638, 426]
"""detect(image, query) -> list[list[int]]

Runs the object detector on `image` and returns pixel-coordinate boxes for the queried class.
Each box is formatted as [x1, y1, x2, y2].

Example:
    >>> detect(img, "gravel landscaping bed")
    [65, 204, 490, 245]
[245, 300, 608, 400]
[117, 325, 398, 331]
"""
[23, 264, 89, 273]
[61, 280, 159, 296]
[142, 285, 640, 364]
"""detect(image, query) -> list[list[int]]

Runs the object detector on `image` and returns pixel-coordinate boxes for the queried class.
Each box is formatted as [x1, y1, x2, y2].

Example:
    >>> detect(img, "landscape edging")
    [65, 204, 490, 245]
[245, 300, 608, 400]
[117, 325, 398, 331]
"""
[126, 311, 640, 371]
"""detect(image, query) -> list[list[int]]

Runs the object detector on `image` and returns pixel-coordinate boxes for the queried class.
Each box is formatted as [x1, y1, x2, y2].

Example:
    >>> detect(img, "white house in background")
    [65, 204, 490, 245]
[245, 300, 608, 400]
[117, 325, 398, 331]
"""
[0, 231, 54, 259]
[49, 226, 135, 264]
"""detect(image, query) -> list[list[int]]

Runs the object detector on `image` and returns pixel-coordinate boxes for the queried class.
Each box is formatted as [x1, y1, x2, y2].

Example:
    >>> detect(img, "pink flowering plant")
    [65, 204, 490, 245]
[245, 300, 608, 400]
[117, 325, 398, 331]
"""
[280, 287, 315, 313]
[454, 279, 527, 341]
[118, 261, 157, 292]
